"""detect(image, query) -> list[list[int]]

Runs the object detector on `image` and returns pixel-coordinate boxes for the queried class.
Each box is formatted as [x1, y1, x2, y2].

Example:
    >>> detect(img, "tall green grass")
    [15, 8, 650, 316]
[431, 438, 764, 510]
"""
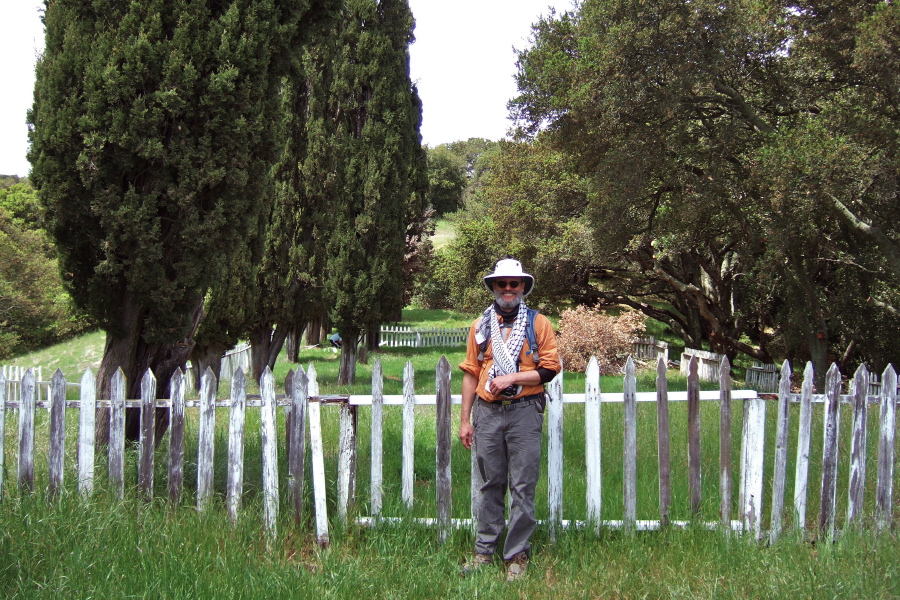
[3, 318, 899, 597]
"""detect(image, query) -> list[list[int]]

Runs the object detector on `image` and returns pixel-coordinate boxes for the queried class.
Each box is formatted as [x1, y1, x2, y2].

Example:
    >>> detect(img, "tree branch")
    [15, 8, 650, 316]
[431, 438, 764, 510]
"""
[826, 193, 900, 282]
[713, 81, 776, 135]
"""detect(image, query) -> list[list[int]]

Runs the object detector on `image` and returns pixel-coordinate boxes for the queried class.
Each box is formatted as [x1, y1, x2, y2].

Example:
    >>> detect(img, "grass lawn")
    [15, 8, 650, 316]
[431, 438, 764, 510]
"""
[2, 315, 899, 598]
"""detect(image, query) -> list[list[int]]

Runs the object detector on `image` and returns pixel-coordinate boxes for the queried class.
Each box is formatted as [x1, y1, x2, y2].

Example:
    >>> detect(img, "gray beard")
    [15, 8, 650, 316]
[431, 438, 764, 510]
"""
[493, 291, 522, 309]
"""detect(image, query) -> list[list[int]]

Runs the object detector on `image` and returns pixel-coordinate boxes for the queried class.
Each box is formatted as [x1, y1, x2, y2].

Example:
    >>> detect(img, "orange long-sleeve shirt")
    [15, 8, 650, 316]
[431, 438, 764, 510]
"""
[459, 311, 561, 402]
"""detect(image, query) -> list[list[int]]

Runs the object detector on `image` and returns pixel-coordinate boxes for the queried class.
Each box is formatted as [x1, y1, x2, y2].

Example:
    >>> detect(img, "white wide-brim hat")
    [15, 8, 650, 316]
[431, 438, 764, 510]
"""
[483, 258, 535, 297]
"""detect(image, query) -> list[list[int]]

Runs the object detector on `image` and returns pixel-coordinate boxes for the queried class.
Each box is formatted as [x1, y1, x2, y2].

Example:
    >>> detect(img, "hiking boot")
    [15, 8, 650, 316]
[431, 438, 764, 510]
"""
[460, 553, 492, 576]
[505, 552, 528, 582]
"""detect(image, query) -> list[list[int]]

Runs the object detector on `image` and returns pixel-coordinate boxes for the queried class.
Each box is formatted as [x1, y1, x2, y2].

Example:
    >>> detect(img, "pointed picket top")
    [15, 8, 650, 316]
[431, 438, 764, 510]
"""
[853, 363, 869, 396]
[657, 354, 666, 378]
[112, 367, 127, 393]
[803, 362, 814, 391]
[170, 367, 183, 392]
[141, 368, 157, 392]
[437, 354, 450, 374]
[260, 365, 274, 389]
[689, 355, 699, 377]
[232, 366, 246, 391]
[295, 364, 309, 390]
[780, 360, 791, 392]
[625, 355, 635, 378]
[51, 368, 65, 387]
[826, 362, 841, 390]
[586, 356, 600, 386]
[201, 366, 217, 394]
[719, 355, 731, 382]
[24, 367, 35, 386]
[81, 368, 95, 387]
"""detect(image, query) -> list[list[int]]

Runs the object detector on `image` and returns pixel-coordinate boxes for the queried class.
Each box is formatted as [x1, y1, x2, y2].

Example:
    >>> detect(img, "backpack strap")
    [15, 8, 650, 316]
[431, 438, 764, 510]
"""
[524, 308, 540, 365]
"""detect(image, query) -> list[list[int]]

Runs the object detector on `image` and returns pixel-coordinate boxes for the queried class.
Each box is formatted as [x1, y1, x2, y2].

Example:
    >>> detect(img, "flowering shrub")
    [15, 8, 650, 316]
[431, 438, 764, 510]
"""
[557, 306, 646, 373]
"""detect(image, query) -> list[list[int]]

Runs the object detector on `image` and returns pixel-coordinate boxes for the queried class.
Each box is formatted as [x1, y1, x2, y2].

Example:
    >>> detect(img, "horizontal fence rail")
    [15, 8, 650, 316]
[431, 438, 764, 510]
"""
[1, 357, 897, 546]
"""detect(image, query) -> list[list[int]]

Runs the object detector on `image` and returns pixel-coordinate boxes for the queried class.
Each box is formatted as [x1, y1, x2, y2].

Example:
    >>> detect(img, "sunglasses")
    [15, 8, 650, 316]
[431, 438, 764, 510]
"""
[493, 279, 521, 289]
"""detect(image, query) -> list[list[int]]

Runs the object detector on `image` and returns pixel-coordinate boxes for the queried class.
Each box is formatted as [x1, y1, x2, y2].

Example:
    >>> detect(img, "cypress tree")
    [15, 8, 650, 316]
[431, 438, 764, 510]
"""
[29, 0, 335, 440]
[319, 0, 425, 384]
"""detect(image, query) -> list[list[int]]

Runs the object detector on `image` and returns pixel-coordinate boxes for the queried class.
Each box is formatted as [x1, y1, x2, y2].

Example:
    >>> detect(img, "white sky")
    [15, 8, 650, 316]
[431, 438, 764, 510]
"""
[0, 0, 569, 177]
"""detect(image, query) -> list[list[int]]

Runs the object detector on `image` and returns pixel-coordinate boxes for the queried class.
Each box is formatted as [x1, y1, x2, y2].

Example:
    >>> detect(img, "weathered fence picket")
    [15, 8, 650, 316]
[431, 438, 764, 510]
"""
[718, 356, 732, 531]
[623, 357, 637, 532]
[0, 371, 6, 500]
[48, 370, 66, 500]
[819, 364, 842, 540]
[196, 368, 216, 512]
[226, 368, 246, 525]
[739, 395, 766, 539]
[17, 369, 35, 492]
[436, 356, 452, 542]
[168, 370, 185, 503]
[78, 369, 96, 498]
[109, 369, 125, 501]
[848, 364, 869, 529]
[288, 367, 308, 524]
[260, 368, 279, 541]
[370, 361, 384, 518]
[138, 370, 156, 502]
[656, 356, 671, 527]
[768, 360, 792, 544]
[307, 364, 329, 547]
[2, 356, 898, 546]
[585, 357, 602, 533]
[876, 366, 898, 530]
[687, 357, 702, 517]
[402, 361, 415, 511]
[793, 362, 815, 534]
[546, 362, 564, 541]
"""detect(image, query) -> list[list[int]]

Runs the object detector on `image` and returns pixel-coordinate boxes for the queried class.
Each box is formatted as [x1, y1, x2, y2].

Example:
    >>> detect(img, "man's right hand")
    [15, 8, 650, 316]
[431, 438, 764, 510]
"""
[459, 422, 473, 450]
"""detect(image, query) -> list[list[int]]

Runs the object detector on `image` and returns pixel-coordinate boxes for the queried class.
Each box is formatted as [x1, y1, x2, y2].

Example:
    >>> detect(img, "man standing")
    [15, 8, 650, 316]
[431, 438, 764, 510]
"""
[459, 259, 561, 582]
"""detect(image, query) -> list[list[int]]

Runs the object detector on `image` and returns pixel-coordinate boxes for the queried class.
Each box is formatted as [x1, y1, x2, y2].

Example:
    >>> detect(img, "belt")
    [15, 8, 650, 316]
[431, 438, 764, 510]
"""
[478, 393, 544, 408]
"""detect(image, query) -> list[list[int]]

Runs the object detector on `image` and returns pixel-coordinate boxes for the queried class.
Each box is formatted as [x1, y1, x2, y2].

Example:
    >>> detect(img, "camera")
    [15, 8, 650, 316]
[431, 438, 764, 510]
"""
[499, 385, 520, 398]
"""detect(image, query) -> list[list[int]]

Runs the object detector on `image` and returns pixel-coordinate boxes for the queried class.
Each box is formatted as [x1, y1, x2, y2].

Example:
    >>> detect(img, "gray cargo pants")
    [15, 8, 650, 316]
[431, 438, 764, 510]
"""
[472, 396, 543, 560]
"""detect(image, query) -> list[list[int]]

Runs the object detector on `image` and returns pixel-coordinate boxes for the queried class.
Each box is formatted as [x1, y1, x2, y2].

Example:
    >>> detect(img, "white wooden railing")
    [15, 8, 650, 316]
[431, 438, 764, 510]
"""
[1, 357, 896, 547]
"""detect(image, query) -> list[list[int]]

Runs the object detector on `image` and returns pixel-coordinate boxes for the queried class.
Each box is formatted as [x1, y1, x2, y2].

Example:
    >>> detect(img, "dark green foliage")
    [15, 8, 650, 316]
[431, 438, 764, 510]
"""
[316, 0, 425, 382]
[0, 208, 89, 359]
[425, 146, 466, 215]
[0, 179, 90, 359]
[504, 0, 900, 375]
[29, 0, 302, 344]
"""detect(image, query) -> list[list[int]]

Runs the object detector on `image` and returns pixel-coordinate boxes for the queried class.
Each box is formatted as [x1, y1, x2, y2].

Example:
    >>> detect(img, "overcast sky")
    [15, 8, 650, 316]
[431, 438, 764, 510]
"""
[0, 0, 569, 177]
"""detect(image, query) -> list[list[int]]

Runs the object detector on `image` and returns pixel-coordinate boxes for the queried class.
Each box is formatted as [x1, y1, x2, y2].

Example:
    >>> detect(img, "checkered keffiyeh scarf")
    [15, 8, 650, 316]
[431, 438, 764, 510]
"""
[480, 302, 529, 388]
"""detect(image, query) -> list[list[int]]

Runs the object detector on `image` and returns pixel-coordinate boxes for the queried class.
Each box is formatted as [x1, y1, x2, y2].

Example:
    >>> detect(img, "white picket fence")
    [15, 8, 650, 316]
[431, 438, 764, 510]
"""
[746, 361, 781, 393]
[680, 348, 723, 381]
[2, 355, 897, 545]
[632, 336, 669, 363]
[377, 326, 469, 348]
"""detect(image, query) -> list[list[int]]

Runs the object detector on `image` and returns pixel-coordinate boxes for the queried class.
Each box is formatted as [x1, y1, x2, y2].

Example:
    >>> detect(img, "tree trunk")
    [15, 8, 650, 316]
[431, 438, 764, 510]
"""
[248, 325, 289, 381]
[807, 331, 829, 393]
[286, 325, 304, 363]
[338, 329, 360, 385]
[190, 341, 229, 383]
[366, 325, 380, 352]
[305, 314, 323, 346]
[95, 292, 202, 446]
